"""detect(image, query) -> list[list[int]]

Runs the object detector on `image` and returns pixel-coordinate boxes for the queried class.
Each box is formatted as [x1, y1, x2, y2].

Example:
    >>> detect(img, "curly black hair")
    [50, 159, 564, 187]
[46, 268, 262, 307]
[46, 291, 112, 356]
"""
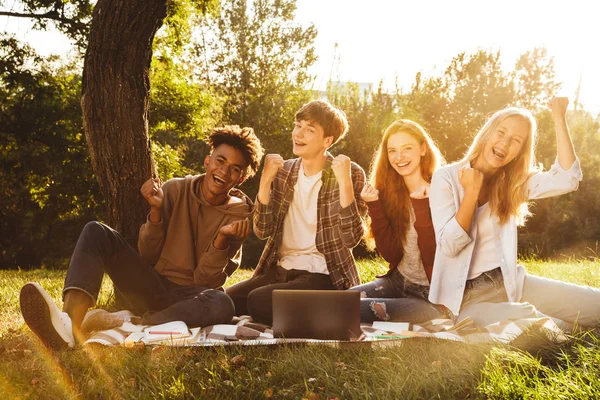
[208, 125, 264, 178]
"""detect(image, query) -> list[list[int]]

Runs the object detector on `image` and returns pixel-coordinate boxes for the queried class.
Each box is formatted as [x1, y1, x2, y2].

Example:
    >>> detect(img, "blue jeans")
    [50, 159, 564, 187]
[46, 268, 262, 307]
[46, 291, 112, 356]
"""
[63, 221, 234, 328]
[349, 268, 448, 323]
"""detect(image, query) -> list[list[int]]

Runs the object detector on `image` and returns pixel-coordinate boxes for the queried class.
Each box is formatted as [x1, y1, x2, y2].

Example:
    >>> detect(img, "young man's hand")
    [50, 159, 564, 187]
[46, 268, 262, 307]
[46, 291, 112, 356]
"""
[258, 154, 283, 205]
[214, 218, 251, 250]
[261, 154, 284, 184]
[360, 183, 379, 202]
[140, 178, 163, 223]
[331, 154, 352, 185]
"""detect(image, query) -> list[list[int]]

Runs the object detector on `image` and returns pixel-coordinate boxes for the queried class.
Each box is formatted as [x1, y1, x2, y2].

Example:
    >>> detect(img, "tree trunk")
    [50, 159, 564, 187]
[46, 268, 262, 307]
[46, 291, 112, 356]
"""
[81, 0, 167, 247]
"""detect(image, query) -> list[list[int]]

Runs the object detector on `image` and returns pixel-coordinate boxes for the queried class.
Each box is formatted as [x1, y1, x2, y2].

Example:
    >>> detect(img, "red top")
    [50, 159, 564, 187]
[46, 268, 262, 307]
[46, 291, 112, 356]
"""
[366, 196, 436, 282]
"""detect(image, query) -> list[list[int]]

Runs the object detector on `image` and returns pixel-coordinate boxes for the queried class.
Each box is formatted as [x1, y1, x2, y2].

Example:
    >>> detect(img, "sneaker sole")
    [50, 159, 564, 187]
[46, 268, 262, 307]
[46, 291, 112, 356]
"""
[20, 283, 69, 351]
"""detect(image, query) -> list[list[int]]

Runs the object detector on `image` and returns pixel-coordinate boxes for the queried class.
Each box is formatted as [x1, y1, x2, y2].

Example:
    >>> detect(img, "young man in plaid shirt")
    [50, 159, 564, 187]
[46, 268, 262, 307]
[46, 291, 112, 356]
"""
[227, 100, 368, 324]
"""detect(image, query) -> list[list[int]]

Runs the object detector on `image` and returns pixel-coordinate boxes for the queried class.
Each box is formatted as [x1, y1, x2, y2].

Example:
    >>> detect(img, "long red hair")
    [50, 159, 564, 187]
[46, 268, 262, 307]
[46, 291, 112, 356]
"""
[365, 120, 445, 252]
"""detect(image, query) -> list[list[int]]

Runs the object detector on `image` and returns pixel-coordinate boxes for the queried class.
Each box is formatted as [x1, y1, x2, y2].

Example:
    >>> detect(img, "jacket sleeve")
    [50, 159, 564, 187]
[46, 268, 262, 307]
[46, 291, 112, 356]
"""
[193, 237, 244, 288]
[429, 168, 473, 258]
[367, 199, 402, 265]
[138, 179, 177, 264]
[337, 163, 367, 248]
[253, 197, 275, 240]
[527, 157, 583, 200]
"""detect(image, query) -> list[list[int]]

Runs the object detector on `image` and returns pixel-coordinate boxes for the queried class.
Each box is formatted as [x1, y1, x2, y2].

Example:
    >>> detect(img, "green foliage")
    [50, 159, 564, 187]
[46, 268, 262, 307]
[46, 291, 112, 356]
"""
[0, 0, 93, 49]
[193, 0, 316, 147]
[149, 55, 225, 176]
[1, 0, 596, 266]
[403, 47, 559, 163]
[151, 142, 189, 180]
[330, 47, 596, 259]
[153, 0, 220, 58]
[520, 110, 600, 257]
[0, 34, 101, 269]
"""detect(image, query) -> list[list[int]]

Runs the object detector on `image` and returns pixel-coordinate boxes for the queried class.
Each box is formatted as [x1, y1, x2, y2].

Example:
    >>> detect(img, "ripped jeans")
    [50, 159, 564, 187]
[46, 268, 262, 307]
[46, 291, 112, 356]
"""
[349, 268, 448, 323]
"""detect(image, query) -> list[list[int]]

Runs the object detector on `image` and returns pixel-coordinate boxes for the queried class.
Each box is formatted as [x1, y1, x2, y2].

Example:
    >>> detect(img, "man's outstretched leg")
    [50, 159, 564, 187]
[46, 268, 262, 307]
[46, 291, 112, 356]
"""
[20, 221, 166, 350]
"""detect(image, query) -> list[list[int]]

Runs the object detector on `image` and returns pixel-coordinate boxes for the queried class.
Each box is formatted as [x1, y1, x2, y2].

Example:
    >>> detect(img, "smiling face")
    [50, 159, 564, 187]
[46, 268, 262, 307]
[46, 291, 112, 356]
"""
[477, 116, 529, 174]
[386, 131, 426, 179]
[203, 143, 249, 204]
[291, 119, 333, 159]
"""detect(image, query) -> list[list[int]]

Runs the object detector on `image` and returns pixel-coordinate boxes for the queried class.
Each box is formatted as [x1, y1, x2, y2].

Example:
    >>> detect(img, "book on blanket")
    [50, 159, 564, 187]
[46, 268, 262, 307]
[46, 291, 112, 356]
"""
[371, 321, 411, 334]
[143, 321, 192, 343]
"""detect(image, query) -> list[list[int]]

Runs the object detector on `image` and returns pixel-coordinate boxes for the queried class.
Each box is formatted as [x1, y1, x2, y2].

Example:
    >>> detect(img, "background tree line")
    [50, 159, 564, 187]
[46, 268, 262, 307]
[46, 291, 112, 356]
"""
[1, 0, 598, 269]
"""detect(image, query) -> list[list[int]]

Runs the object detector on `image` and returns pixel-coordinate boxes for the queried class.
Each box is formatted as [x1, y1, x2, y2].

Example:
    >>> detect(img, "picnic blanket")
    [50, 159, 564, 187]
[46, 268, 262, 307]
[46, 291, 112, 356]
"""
[84, 313, 567, 348]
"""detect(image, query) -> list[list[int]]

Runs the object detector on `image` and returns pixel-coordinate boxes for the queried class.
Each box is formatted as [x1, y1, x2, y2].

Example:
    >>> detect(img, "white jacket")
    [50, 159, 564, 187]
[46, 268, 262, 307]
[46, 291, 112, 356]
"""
[428, 158, 583, 315]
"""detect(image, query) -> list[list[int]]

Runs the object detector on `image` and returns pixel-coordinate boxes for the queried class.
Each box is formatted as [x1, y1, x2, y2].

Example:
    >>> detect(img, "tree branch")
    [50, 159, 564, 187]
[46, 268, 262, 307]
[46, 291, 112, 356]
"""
[0, 10, 72, 25]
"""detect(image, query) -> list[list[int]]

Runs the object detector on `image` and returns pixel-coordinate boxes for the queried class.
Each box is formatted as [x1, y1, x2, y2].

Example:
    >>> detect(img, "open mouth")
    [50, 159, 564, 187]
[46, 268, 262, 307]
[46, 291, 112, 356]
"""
[492, 147, 506, 161]
[396, 161, 411, 168]
[213, 175, 228, 187]
[294, 141, 306, 147]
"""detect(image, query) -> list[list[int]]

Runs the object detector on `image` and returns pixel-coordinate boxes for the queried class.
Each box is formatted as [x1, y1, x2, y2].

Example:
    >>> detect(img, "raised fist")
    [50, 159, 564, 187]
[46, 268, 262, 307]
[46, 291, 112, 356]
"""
[360, 183, 379, 202]
[548, 96, 569, 117]
[331, 154, 352, 185]
[140, 177, 163, 210]
[458, 168, 483, 196]
[261, 154, 284, 184]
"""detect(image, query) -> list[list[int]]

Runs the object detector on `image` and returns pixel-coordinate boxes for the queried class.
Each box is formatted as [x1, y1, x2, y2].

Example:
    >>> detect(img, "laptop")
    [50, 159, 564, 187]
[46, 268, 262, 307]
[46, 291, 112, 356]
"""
[272, 290, 361, 340]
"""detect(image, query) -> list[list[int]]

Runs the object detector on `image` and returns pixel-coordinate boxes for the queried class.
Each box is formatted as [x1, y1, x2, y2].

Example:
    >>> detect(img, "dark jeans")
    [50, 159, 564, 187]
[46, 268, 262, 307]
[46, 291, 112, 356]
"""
[226, 266, 334, 325]
[63, 221, 234, 328]
[350, 268, 448, 323]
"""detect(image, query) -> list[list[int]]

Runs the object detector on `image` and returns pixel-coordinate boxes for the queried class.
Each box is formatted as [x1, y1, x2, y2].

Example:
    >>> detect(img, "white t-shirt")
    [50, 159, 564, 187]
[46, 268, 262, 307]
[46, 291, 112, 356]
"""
[278, 163, 329, 274]
[468, 202, 501, 279]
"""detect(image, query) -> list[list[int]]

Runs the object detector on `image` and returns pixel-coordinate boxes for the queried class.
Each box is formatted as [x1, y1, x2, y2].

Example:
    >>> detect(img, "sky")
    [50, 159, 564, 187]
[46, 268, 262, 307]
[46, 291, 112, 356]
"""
[293, 0, 600, 114]
[2, 0, 599, 113]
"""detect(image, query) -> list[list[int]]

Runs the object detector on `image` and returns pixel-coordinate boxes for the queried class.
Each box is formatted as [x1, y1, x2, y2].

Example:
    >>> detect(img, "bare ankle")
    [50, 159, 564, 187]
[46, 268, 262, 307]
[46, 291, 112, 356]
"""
[63, 289, 93, 330]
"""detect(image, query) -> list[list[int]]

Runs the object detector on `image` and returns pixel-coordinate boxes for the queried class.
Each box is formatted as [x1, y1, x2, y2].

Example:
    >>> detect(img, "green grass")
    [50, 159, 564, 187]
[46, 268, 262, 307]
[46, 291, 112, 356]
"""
[2, 259, 600, 399]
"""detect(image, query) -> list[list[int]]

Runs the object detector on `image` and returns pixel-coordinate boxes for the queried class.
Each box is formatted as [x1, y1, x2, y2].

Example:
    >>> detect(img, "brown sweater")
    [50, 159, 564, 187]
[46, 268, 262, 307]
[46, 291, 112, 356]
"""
[367, 196, 436, 283]
[138, 175, 254, 289]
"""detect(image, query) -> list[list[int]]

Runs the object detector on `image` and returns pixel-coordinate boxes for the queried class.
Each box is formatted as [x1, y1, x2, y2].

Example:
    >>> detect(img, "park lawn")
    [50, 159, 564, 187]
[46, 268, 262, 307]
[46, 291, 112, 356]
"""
[1, 259, 600, 399]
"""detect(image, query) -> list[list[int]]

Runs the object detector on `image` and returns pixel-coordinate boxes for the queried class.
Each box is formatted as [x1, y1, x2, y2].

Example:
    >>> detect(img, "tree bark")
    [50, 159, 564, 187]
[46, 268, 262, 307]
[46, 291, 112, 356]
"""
[81, 0, 166, 247]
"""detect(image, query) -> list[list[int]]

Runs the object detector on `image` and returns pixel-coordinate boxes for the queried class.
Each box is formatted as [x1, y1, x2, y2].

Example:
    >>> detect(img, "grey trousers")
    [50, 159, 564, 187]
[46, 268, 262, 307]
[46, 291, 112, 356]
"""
[458, 267, 600, 328]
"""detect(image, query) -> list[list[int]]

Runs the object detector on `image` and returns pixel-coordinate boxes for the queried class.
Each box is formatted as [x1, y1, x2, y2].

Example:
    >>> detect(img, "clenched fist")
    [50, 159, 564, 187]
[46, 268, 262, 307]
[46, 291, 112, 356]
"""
[548, 96, 569, 118]
[360, 183, 379, 202]
[260, 154, 284, 184]
[331, 154, 352, 185]
[458, 168, 483, 196]
[140, 177, 164, 210]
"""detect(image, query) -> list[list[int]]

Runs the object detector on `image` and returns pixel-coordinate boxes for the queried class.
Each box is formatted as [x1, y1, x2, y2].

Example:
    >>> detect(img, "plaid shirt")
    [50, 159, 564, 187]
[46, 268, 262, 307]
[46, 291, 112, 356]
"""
[253, 152, 367, 289]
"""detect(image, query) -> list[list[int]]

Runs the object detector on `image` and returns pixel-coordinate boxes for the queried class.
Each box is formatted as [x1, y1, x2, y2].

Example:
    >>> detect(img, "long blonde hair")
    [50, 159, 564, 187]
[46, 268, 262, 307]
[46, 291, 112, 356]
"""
[464, 107, 541, 225]
[365, 120, 445, 251]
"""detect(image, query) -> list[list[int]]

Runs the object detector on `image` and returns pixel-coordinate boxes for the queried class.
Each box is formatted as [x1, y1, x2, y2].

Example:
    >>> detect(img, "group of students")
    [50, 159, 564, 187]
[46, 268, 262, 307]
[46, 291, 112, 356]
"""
[20, 97, 600, 351]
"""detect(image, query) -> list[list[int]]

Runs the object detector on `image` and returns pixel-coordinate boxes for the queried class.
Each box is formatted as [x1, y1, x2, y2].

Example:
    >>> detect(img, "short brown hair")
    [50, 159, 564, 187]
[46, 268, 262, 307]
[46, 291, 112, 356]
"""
[295, 100, 349, 146]
[208, 125, 264, 178]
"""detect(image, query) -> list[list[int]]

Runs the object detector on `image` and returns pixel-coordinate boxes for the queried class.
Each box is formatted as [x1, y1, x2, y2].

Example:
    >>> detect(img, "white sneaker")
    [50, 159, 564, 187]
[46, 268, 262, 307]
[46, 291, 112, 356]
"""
[20, 282, 75, 350]
[81, 309, 135, 334]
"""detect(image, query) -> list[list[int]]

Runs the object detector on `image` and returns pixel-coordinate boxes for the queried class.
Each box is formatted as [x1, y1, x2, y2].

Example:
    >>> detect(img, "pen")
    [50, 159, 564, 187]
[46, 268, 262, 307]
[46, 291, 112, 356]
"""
[148, 331, 184, 335]
[375, 335, 410, 339]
